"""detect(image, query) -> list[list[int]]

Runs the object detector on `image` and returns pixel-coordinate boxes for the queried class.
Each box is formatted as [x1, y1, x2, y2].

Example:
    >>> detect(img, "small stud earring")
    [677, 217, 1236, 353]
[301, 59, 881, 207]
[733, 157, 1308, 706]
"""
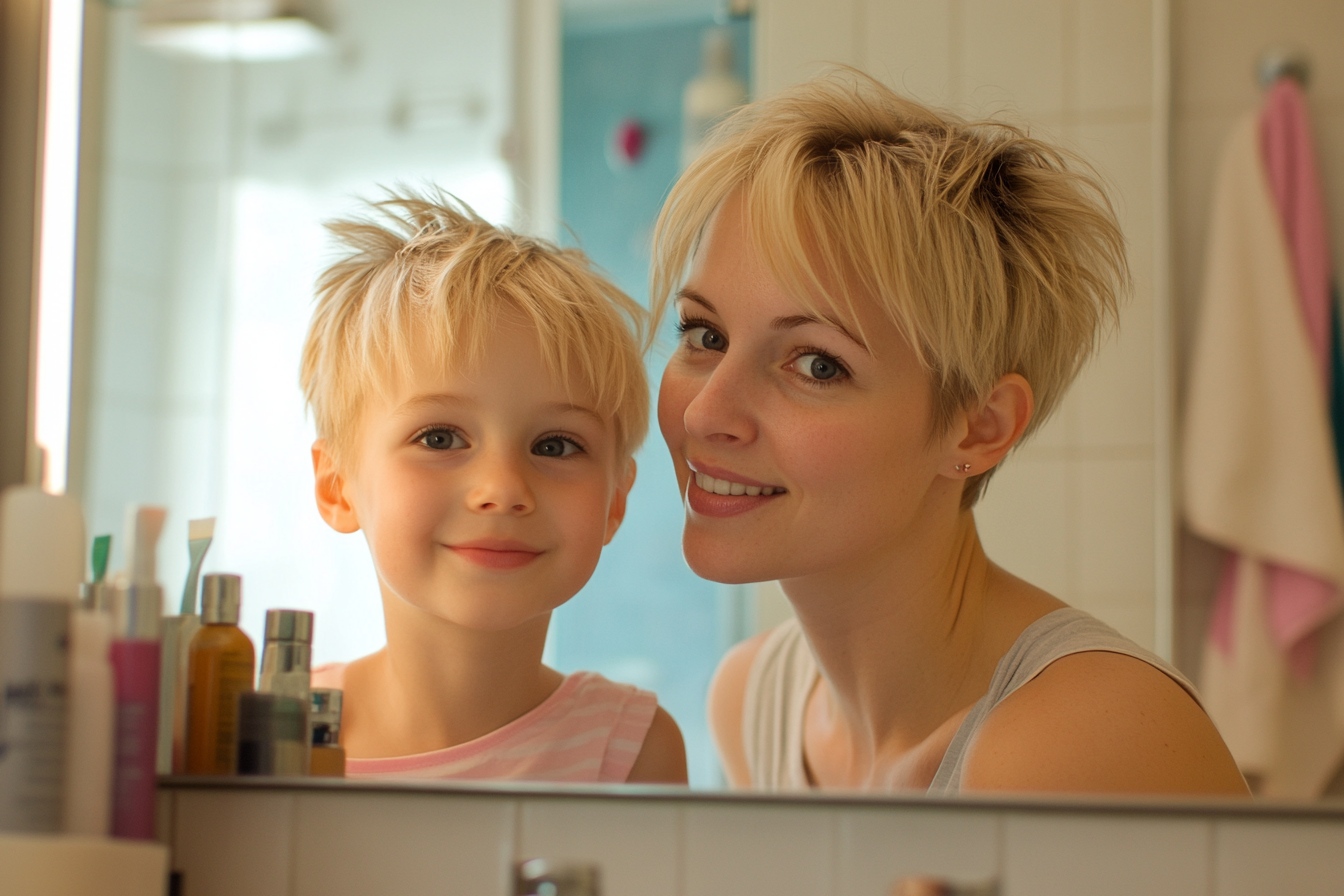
[956, 463, 971, 473]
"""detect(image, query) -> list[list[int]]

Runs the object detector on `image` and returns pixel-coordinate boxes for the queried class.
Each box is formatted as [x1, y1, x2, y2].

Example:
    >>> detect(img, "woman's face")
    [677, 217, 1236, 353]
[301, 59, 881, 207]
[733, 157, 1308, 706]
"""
[657, 196, 964, 585]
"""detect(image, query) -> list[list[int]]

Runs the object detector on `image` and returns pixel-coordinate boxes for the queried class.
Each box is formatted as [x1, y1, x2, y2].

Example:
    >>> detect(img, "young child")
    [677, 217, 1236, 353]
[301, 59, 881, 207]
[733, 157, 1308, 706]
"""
[300, 191, 687, 783]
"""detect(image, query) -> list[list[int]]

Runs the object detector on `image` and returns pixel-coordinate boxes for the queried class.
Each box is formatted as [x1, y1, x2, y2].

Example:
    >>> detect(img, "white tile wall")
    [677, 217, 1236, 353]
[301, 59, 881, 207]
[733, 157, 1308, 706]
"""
[291, 791, 516, 896]
[519, 799, 681, 896]
[976, 456, 1074, 599]
[162, 784, 1344, 896]
[836, 806, 999, 896]
[683, 802, 835, 896]
[1215, 818, 1344, 896]
[1003, 812, 1210, 896]
[173, 789, 296, 896]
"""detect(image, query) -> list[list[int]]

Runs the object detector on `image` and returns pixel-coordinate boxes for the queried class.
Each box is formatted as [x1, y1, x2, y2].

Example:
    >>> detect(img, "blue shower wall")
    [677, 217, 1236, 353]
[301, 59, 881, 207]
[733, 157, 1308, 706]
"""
[555, 15, 751, 787]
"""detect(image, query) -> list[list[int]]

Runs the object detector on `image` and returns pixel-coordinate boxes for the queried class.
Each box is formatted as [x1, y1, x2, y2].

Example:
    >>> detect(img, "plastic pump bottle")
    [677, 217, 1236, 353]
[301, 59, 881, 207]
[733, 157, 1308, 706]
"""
[185, 574, 255, 775]
[0, 486, 85, 833]
[109, 505, 167, 840]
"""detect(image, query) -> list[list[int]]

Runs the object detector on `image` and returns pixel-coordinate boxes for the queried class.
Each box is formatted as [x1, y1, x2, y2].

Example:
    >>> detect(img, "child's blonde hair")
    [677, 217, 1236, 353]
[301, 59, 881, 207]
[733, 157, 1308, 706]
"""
[302, 190, 650, 466]
[651, 71, 1128, 507]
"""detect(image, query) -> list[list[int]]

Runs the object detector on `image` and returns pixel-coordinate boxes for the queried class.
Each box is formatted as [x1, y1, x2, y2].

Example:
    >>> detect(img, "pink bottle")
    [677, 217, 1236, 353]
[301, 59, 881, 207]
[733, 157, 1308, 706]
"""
[109, 506, 166, 840]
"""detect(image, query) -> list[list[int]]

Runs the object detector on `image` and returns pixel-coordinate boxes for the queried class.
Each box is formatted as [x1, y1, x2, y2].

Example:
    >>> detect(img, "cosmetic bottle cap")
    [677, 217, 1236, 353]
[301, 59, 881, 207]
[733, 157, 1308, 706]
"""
[201, 573, 242, 624]
[111, 504, 166, 638]
[311, 688, 342, 745]
[0, 486, 85, 603]
[264, 609, 313, 644]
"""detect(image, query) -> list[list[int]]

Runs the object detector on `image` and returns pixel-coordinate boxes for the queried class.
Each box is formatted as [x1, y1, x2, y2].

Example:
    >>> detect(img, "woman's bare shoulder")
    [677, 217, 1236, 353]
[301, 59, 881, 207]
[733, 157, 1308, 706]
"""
[707, 630, 775, 788]
[960, 650, 1249, 796]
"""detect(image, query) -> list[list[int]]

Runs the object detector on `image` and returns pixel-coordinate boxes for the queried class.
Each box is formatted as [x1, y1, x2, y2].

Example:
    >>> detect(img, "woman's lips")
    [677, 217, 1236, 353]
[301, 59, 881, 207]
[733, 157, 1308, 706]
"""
[685, 469, 786, 518]
[447, 540, 543, 570]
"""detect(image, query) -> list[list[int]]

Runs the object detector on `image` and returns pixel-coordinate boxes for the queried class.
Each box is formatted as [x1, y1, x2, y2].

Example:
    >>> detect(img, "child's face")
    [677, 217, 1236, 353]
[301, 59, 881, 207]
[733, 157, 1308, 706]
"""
[315, 314, 635, 632]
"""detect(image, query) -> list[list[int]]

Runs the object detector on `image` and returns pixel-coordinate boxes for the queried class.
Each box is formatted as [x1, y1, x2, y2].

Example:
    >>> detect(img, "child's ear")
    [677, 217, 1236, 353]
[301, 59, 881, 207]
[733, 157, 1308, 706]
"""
[312, 439, 361, 534]
[603, 458, 637, 545]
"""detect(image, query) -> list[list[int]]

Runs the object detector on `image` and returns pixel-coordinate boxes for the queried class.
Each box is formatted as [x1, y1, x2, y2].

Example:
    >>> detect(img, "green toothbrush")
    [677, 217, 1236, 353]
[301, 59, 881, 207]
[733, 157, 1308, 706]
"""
[90, 533, 111, 582]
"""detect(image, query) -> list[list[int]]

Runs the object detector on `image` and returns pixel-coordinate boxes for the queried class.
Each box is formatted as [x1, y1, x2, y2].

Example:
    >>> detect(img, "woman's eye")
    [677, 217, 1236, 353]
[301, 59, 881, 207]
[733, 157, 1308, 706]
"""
[682, 325, 727, 352]
[417, 428, 466, 450]
[532, 436, 582, 458]
[794, 353, 845, 382]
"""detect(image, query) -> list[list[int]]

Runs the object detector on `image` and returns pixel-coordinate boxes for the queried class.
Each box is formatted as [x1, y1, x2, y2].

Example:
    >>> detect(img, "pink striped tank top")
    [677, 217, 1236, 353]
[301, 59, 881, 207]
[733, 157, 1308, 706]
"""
[310, 664, 657, 783]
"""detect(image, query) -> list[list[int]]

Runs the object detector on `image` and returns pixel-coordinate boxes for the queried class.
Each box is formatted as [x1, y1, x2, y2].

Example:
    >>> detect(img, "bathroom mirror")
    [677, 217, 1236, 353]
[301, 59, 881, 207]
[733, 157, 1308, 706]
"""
[58, 0, 1344, 798]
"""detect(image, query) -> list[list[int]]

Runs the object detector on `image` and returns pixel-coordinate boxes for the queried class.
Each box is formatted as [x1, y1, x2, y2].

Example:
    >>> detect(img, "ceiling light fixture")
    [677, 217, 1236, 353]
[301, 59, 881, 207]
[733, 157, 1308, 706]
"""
[139, 0, 330, 62]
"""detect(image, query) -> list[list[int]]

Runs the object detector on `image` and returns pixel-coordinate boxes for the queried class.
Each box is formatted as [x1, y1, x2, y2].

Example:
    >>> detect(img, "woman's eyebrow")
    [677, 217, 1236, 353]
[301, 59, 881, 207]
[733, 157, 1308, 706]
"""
[676, 288, 717, 313]
[771, 314, 870, 353]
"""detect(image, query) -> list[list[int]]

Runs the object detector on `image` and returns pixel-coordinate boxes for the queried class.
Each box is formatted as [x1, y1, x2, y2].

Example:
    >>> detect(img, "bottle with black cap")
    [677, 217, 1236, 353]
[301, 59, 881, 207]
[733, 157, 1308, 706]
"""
[185, 574, 254, 775]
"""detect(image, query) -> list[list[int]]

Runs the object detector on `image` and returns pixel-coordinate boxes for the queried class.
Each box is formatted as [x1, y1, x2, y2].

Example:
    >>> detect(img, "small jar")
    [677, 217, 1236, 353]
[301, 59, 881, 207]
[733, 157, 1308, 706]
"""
[309, 688, 345, 777]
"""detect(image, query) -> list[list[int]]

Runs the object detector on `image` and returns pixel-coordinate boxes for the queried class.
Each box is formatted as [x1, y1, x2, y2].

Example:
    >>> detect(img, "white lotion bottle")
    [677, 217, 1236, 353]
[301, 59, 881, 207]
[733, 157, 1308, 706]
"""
[63, 605, 115, 835]
[0, 486, 85, 833]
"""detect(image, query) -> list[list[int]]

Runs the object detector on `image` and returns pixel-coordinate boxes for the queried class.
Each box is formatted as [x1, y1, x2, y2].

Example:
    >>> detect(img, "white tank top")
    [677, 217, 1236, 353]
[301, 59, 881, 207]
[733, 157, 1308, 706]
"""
[740, 607, 1202, 794]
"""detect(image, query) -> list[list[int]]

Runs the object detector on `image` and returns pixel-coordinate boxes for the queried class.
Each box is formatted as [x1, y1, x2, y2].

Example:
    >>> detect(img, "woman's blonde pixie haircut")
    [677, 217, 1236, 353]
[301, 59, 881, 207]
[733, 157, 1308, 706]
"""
[302, 191, 649, 466]
[651, 71, 1128, 507]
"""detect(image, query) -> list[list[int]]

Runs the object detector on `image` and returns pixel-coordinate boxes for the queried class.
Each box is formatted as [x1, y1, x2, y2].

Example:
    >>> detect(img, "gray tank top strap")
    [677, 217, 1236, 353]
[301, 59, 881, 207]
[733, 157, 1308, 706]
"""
[742, 618, 815, 790]
[926, 607, 1202, 795]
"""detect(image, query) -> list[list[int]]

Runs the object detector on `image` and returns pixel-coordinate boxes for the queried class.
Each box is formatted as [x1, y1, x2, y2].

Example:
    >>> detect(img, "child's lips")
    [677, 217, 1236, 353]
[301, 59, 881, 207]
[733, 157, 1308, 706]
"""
[447, 539, 543, 570]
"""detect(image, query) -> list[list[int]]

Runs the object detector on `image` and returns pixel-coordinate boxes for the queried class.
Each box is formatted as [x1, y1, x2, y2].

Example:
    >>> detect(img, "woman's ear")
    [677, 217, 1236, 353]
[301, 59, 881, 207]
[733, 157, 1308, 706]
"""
[312, 439, 361, 534]
[944, 373, 1034, 479]
[603, 458, 638, 545]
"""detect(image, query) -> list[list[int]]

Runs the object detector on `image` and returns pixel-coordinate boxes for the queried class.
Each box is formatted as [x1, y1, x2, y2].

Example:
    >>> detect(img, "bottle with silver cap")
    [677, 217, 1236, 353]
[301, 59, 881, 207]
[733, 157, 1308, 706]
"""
[259, 609, 314, 701]
[185, 574, 255, 775]
[258, 609, 314, 774]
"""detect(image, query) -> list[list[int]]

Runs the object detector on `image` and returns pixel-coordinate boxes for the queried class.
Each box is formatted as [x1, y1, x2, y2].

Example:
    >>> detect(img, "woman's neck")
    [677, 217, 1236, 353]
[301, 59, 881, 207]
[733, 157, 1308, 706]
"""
[783, 511, 1056, 777]
[344, 592, 562, 758]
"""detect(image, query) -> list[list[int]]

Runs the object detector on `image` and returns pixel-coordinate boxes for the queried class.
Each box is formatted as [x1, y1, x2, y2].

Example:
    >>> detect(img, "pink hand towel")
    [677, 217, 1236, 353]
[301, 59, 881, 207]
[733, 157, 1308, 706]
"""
[1211, 77, 1341, 680]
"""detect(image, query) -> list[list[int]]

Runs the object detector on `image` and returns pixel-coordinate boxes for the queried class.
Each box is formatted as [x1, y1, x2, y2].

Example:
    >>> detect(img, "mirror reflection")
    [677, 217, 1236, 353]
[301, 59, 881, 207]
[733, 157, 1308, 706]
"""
[37, 0, 1344, 800]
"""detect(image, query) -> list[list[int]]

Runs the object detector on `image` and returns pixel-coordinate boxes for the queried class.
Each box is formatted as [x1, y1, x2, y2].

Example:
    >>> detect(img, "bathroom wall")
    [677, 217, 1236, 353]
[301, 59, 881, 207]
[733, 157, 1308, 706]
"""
[753, 0, 1170, 653]
[160, 779, 1344, 896]
[1170, 0, 1344, 672]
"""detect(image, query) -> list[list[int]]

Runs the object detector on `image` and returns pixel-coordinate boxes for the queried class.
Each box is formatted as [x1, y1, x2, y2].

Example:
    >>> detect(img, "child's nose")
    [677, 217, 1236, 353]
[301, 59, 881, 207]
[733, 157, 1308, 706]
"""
[466, 453, 535, 515]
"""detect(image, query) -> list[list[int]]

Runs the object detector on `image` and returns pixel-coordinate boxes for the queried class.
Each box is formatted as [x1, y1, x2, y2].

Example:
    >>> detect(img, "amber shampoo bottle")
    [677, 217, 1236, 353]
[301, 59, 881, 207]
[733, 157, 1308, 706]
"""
[185, 574, 255, 774]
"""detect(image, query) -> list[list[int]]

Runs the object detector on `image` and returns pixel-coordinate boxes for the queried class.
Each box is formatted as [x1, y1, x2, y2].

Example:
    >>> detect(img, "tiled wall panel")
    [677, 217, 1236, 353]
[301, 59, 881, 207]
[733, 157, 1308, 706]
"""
[291, 791, 516, 896]
[518, 799, 682, 896]
[172, 789, 296, 896]
[683, 802, 835, 896]
[836, 806, 999, 896]
[1003, 813, 1210, 896]
[1215, 818, 1344, 896]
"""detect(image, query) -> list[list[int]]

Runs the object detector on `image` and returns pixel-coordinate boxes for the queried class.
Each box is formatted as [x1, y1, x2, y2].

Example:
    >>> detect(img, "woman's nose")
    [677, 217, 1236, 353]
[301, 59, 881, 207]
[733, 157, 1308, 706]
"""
[465, 451, 535, 514]
[680, 353, 759, 446]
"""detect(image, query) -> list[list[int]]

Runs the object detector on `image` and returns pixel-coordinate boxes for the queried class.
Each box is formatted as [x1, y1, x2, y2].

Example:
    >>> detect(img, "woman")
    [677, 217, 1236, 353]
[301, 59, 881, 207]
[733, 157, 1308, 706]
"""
[652, 73, 1247, 795]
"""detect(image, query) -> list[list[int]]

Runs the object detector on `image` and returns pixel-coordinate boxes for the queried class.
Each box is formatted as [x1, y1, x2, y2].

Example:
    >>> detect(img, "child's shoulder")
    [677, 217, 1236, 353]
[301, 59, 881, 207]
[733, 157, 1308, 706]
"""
[311, 661, 348, 690]
[559, 671, 687, 785]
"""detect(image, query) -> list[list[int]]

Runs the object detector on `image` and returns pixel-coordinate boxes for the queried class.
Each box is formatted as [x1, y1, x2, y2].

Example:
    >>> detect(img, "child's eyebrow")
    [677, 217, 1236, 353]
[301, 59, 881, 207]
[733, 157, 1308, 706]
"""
[543, 401, 606, 426]
[393, 393, 468, 416]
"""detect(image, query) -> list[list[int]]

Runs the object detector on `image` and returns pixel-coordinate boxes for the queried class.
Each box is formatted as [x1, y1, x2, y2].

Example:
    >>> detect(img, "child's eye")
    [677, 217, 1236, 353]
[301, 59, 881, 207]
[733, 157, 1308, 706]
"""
[416, 427, 467, 451]
[790, 351, 849, 385]
[532, 435, 583, 458]
[677, 318, 727, 353]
